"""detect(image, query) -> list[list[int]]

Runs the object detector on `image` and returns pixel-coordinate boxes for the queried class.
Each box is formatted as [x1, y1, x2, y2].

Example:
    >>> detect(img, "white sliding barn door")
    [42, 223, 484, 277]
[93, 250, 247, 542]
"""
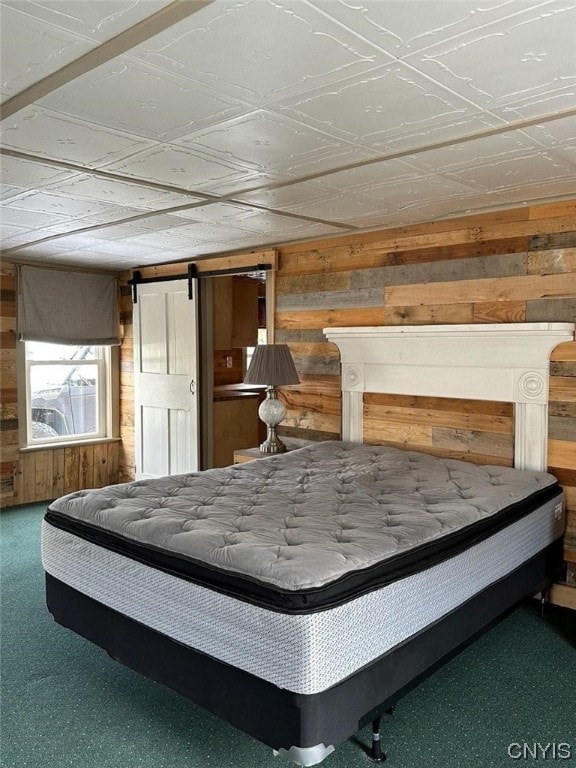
[133, 280, 199, 479]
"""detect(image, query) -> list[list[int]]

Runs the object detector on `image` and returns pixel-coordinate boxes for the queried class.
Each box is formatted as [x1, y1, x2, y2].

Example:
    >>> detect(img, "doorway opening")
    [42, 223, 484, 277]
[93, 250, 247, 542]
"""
[199, 271, 270, 469]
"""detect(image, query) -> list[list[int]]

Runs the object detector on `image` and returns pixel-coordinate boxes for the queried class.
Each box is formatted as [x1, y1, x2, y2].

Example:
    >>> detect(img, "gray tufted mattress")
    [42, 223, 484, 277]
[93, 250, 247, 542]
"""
[42, 441, 564, 764]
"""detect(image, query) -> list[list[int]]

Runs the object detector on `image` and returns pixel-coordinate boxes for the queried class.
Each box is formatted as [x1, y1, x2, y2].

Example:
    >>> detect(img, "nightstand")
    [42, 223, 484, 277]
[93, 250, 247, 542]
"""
[233, 438, 314, 464]
[233, 447, 271, 464]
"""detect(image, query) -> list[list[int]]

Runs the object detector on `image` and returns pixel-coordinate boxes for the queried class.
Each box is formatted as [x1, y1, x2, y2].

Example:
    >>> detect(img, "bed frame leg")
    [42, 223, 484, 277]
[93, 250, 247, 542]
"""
[370, 716, 386, 762]
[539, 586, 549, 618]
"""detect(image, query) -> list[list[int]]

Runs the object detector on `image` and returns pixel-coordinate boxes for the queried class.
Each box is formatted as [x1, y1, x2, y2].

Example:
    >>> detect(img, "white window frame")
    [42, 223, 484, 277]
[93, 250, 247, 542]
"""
[18, 341, 118, 450]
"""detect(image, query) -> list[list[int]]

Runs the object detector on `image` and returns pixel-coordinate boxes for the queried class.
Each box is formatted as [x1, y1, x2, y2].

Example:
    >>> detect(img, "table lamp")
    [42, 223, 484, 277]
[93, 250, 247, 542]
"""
[244, 344, 300, 453]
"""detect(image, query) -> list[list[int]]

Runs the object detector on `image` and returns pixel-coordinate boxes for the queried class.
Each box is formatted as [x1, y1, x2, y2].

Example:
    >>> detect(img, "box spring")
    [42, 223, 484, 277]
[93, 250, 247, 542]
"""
[45, 538, 562, 763]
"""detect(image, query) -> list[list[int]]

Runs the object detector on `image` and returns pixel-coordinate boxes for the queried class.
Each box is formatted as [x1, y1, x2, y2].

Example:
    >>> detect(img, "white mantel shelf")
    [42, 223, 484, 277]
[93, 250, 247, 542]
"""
[324, 323, 575, 472]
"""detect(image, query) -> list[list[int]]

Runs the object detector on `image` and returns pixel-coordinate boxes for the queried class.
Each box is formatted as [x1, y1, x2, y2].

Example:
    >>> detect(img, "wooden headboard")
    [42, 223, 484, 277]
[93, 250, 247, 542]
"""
[324, 323, 574, 472]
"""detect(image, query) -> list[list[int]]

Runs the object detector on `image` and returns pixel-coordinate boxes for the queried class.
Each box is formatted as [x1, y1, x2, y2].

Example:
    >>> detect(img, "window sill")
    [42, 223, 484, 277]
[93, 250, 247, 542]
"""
[20, 437, 121, 453]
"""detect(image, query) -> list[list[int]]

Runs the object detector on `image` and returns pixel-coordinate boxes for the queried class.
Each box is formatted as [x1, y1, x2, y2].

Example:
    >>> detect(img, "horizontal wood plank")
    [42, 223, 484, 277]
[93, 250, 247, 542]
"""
[385, 272, 576, 307]
[529, 200, 576, 220]
[548, 439, 576, 469]
[527, 248, 576, 274]
[363, 393, 514, 417]
[363, 402, 514, 434]
[283, 408, 340, 434]
[551, 342, 576, 362]
[549, 583, 576, 610]
[432, 427, 514, 459]
[364, 420, 433, 445]
[549, 376, 576, 403]
[472, 301, 526, 323]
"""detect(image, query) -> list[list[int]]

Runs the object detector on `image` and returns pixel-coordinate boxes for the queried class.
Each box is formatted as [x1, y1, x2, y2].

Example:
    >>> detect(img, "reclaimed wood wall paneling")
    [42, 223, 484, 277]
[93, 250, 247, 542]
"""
[274, 201, 576, 573]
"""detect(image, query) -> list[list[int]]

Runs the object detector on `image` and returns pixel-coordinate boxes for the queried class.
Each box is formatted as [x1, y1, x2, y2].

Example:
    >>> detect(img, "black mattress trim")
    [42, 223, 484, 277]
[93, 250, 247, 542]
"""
[45, 482, 561, 614]
[44, 537, 563, 754]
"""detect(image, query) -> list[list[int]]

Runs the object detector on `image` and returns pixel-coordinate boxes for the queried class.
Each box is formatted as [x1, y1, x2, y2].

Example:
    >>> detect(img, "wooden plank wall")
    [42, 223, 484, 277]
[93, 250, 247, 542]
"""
[0, 261, 19, 504]
[274, 201, 576, 582]
[0, 260, 121, 507]
[114, 207, 575, 579]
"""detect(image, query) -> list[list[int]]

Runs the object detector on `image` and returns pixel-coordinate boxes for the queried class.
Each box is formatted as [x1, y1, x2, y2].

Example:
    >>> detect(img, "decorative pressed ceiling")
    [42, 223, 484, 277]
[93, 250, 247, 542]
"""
[1, 0, 575, 271]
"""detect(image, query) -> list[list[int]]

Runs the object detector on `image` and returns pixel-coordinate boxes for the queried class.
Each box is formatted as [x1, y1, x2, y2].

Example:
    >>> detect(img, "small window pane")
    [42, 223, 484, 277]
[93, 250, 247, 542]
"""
[30, 363, 99, 439]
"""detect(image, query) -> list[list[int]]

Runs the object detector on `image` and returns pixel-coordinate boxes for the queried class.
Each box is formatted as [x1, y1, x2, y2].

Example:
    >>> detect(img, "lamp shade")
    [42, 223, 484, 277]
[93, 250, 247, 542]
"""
[244, 344, 300, 386]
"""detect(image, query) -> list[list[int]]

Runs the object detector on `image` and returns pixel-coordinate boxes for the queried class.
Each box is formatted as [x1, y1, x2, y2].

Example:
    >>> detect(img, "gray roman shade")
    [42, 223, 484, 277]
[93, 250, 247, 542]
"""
[17, 265, 120, 345]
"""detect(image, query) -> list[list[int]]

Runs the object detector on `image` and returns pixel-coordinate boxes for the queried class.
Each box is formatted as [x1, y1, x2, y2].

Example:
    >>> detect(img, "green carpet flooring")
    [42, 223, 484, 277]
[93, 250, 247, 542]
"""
[1, 502, 575, 768]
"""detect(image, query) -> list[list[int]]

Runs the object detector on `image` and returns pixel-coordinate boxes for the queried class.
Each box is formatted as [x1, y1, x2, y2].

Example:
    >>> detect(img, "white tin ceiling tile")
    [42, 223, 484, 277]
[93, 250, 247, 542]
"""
[130, 0, 384, 106]
[495, 85, 576, 123]
[233, 181, 335, 209]
[357, 173, 482, 208]
[426, 186, 564, 219]
[331, 208, 409, 229]
[26, 220, 108, 239]
[371, 113, 506, 154]
[4, 190, 123, 220]
[169, 201, 345, 238]
[363, 191, 497, 226]
[11, 0, 172, 43]
[152, 242, 231, 259]
[44, 174, 200, 210]
[1, 204, 72, 231]
[401, 131, 543, 173]
[40, 57, 254, 142]
[115, 231, 203, 249]
[549, 146, 576, 172]
[197, 172, 283, 197]
[413, 3, 576, 113]
[7, 251, 73, 266]
[105, 143, 272, 193]
[443, 151, 576, 191]
[63, 237, 160, 257]
[1, 106, 156, 168]
[209, 208, 347, 234]
[280, 64, 497, 147]
[223, 220, 346, 243]
[118, 212, 194, 232]
[278, 191, 393, 223]
[0, 154, 79, 190]
[159, 218, 270, 243]
[476, 176, 576, 203]
[0, 223, 31, 243]
[168, 201, 261, 223]
[173, 110, 377, 178]
[81, 222, 154, 241]
[0, 5, 94, 98]
[21, 229, 127, 255]
[7, 239, 84, 257]
[521, 115, 576, 147]
[305, 157, 422, 193]
[314, 0, 548, 58]
[91, 214, 186, 240]
[1, 185, 27, 201]
[35, 204, 153, 235]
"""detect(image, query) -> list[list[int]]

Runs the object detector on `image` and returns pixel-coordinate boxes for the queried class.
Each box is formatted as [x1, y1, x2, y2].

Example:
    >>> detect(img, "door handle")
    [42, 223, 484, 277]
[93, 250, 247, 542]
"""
[189, 380, 196, 394]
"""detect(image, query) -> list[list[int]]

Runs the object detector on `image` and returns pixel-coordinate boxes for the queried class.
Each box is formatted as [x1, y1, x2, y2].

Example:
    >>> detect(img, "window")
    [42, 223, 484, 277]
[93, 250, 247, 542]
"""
[21, 342, 114, 446]
[245, 328, 269, 373]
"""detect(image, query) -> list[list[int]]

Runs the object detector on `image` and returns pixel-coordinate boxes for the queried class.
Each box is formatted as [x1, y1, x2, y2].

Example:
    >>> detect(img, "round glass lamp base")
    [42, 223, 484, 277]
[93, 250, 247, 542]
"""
[258, 389, 287, 453]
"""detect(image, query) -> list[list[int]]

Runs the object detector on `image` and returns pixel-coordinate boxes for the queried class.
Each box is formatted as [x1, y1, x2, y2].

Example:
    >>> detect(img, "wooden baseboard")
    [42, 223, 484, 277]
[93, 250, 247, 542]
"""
[550, 583, 576, 610]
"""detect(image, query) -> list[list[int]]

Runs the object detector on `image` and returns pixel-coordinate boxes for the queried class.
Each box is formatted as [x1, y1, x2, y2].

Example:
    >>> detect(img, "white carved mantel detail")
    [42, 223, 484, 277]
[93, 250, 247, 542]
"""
[324, 323, 574, 472]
